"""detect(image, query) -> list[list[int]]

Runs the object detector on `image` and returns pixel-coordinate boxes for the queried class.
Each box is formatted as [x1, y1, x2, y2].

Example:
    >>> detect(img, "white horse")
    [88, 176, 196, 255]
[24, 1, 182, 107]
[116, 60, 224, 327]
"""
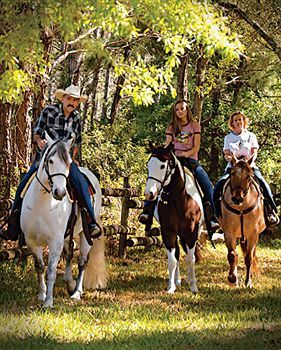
[144, 142, 204, 294]
[21, 134, 106, 308]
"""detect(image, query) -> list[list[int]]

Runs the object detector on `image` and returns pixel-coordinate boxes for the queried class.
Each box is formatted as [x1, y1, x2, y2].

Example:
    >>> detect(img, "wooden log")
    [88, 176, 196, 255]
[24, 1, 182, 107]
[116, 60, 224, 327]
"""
[0, 199, 13, 211]
[127, 199, 145, 209]
[101, 196, 111, 207]
[103, 224, 137, 236]
[126, 236, 162, 248]
[102, 187, 141, 198]
[0, 247, 31, 262]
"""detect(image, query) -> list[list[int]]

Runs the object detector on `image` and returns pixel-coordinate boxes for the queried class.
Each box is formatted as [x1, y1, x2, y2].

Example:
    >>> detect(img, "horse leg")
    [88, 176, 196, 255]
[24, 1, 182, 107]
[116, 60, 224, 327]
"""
[63, 238, 76, 294]
[174, 241, 181, 287]
[166, 248, 178, 293]
[44, 239, 64, 308]
[71, 233, 91, 300]
[225, 236, 239, 287]
[185, 245, 198, 293]
[32, 247, 46, 302]
[241, 239, 258, 288]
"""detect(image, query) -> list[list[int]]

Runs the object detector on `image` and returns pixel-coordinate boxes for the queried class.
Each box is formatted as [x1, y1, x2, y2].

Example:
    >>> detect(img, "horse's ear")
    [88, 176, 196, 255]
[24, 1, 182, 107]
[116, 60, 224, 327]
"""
[247, 154, 255, 166]
[165, 141, 174, 153]
[44, 131, 53, 146]
[148, 140, 155, 152]
[65, 135, 75, 150]
[231, 152, 238, 166]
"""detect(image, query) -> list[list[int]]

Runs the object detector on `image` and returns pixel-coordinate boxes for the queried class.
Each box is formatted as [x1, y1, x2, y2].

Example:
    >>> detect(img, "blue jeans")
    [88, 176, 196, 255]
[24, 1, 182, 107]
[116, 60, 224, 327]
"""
[213, 171, 229, 217]
[12, 162, 96, 223]
[253, 168, 277, 211]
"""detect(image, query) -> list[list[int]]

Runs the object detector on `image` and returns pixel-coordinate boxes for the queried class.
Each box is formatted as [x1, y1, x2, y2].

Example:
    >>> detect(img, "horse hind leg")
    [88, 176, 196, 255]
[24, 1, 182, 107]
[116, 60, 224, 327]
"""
[174, 241, 181, 287]
[70, 234, 91, 300]
[63, 238, 76, 295]
[185, 245, 198, 293]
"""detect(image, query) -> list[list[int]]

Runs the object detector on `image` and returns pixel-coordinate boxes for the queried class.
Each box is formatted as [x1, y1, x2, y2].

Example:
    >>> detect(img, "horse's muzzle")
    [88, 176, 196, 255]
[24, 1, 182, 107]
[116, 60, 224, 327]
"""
[53, 188, 66, 200]
[232, 196, 243, 205]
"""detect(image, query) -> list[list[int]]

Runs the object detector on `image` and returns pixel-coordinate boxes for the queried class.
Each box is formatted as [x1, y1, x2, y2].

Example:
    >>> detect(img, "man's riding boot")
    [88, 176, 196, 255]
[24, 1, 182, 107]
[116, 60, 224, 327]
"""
[0, 209, 21, 241]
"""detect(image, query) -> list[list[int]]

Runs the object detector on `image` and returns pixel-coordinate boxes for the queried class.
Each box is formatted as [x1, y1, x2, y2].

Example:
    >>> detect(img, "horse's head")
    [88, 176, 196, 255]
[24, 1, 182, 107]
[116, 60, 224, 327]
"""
[229, 153, 254, 205]
[39, 133, 72, 200]
[144, 141, 175, 200]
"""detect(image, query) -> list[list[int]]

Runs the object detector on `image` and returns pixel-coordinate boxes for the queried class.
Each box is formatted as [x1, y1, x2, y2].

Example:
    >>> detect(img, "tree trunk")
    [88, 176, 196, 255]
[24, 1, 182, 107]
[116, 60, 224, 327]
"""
[109, 47, 131, 125]
[193, 46, 208, 122]
[209, 88, 221, 180]
[15, 90, 33, 171]
[101, 64, 112, 123]
[0, 103, 12, 199]
[177, 49, 189, 100]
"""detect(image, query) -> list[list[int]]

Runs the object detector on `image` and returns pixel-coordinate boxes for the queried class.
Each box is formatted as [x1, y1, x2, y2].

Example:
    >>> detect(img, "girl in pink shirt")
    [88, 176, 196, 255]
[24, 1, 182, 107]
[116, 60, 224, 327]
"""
[139, 99, 219, 235]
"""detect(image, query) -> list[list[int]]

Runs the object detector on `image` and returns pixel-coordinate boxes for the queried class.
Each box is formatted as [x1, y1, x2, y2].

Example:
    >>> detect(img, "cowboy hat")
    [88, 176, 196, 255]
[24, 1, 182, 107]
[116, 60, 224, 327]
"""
[54, 84, 88, 103]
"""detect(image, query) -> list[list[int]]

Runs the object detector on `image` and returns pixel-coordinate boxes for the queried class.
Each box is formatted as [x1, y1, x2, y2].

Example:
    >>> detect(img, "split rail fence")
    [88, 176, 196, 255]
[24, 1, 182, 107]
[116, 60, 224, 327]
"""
[0, 177, 162, 262]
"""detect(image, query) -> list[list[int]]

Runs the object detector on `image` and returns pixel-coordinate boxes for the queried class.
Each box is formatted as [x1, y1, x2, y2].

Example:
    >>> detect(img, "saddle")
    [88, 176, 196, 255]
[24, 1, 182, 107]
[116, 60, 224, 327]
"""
[19, 168, 98, 246]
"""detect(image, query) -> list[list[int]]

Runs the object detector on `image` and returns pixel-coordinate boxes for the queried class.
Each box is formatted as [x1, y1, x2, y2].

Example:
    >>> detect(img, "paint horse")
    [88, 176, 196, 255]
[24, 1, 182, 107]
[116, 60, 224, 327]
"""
[220, 154, 265, 288]
[144, 142, 204, 293]
[21, 133, 106, 308]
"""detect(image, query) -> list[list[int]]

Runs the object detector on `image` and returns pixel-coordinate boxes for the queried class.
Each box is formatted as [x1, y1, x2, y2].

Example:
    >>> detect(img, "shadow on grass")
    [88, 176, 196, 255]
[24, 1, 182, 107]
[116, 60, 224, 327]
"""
[0, 326, 280, 350]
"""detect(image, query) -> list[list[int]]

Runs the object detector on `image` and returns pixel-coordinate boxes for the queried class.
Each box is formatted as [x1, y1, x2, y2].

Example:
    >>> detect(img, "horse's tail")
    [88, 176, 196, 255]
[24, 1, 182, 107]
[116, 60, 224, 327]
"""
[83, 231, 107, 290]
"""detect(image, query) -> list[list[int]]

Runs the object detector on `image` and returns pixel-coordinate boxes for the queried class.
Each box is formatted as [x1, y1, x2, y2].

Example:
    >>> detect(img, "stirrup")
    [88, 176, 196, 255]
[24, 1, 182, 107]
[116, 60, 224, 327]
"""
[138, 213, 150, 225]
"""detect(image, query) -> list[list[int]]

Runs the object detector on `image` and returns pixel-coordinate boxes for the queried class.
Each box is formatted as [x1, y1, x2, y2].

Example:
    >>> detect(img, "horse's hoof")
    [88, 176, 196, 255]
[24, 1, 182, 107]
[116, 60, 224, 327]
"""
[175, 279, 181, 287]
[43, 301, 54, 309]
[167, 286, 176, 294]
[228, 274, 237, 284]
[38, 293, 46, 302]
[71, 290, 82, 300]
[190, 284, 198, 294]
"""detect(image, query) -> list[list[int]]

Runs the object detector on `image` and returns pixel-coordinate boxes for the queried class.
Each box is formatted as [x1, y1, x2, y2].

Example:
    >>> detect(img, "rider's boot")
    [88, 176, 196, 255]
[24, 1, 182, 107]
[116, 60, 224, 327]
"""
[203, 201, 220, 235]
[138, 200, 155, 233]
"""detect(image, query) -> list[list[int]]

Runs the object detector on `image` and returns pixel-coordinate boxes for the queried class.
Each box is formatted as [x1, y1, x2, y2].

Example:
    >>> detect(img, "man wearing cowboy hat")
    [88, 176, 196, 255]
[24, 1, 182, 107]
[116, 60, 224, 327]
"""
[0, 84, 100, 242]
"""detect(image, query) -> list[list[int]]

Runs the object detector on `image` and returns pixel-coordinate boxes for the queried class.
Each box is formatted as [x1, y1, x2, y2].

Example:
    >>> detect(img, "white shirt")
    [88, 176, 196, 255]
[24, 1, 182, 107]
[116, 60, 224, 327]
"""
[224, 130, 259, 168]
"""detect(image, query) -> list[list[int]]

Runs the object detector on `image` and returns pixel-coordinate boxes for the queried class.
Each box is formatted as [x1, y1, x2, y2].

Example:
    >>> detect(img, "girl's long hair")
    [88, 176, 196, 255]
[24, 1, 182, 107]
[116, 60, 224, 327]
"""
[169, 99, 194, 135]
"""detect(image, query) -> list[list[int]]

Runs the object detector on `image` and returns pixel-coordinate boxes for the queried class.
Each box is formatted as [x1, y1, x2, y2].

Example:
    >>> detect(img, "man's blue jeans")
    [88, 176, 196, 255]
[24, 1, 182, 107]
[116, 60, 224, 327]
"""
[12, 162, 96, 223]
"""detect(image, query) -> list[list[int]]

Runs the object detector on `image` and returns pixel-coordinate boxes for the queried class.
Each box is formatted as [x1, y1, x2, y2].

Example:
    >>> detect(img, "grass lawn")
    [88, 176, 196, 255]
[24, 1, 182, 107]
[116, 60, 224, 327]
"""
[0, 240, 280, 350]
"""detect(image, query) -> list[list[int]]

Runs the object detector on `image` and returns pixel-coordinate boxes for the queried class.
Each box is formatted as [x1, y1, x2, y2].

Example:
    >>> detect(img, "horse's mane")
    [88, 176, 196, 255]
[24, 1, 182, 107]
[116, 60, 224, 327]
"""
[56, 141, 70, 166]
[39, 140, 70, 166]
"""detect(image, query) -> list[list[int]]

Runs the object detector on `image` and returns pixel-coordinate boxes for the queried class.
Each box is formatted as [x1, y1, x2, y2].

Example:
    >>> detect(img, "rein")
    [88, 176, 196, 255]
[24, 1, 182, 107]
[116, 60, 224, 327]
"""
[222, 179, 262, 243]
[36, 140, 69, 194]
[147, 154, 186, 202]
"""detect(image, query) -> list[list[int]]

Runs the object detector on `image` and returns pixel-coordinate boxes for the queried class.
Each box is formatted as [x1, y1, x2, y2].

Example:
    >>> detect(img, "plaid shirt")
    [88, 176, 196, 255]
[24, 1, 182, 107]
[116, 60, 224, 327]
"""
[33, 103, 82, 156]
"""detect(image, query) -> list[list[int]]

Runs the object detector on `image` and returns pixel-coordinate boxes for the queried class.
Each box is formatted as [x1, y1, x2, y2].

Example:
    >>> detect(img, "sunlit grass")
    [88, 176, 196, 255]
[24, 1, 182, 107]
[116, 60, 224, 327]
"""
[0, 242, 280, 349]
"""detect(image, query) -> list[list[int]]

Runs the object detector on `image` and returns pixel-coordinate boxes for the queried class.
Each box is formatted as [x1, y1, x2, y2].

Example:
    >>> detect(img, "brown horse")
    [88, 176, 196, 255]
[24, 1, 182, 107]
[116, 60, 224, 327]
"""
[219, 154, 265, 288]
[144, 142, 203, 293]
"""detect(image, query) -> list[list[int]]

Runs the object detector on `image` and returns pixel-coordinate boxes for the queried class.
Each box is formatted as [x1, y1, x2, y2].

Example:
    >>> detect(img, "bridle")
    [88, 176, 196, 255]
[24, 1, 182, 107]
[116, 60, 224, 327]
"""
[36, 140, 69, 194]
[147, 154, 175, 189]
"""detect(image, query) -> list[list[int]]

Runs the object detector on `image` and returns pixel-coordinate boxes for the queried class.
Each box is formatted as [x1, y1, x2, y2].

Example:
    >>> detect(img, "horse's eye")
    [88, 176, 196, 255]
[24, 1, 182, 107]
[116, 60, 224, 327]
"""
[160, 165, 165, 169]
[49, 159, 54, 164]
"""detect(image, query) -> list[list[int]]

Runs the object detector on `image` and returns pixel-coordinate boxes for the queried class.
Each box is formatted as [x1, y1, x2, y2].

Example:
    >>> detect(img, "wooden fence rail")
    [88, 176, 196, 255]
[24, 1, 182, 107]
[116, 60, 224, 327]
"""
[0, 177, 161, 260]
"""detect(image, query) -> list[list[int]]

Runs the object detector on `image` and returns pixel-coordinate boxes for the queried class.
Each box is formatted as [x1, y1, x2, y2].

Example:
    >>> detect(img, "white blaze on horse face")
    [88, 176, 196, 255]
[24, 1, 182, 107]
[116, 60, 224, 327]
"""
[48, 151, 71, 201]
[144, 157, 168, 200]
